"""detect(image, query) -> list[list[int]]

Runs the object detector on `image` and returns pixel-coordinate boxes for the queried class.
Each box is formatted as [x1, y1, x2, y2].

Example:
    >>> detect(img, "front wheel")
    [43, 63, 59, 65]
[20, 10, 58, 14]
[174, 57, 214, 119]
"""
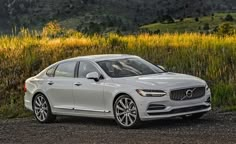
[113, 95, 141, 129]
[33, 94, 56, 123]
[181, 112, 206, 120]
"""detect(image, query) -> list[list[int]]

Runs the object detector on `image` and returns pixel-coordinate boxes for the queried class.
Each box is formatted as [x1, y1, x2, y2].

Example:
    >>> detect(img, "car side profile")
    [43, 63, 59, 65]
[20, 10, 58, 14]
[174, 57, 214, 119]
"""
[24, 54, 211, 128]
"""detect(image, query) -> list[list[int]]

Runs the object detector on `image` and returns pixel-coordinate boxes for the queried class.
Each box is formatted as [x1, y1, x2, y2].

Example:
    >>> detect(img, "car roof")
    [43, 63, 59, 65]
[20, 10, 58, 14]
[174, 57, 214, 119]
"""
[59, 54, 139, 63]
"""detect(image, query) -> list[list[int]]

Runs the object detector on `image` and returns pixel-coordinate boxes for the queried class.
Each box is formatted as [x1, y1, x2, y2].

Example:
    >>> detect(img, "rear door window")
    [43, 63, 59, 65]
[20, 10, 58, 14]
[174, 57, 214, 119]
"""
[54, 61, 76, 78]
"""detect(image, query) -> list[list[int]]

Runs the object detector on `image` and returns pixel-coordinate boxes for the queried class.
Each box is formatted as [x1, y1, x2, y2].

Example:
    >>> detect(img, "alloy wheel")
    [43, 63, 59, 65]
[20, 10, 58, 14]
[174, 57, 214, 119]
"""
[34, 95, 49, 122]
[115, 97, 138, 127]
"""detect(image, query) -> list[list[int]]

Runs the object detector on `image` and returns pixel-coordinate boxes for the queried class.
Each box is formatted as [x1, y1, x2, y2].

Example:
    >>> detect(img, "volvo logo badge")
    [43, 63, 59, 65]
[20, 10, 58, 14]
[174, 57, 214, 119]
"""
[185, 89, 193, 98]
[181, 88, 196, 100]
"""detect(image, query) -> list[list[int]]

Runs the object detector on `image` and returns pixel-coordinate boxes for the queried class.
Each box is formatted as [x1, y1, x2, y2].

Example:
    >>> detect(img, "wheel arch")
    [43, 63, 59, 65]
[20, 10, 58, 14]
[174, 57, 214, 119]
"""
[112, 92, 136, 111]
[32, 91, 50, 109]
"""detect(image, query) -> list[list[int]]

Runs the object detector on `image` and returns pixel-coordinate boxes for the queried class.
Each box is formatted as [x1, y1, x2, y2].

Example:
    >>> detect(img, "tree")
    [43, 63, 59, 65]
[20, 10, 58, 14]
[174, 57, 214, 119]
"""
[195, 17, 199, 22]
[224, 14, 234, 21]
[217, 23, 235, 36]
[160, 15, 175, 24]
[211, 13, 214, 21]
[88, 22, 101, 34]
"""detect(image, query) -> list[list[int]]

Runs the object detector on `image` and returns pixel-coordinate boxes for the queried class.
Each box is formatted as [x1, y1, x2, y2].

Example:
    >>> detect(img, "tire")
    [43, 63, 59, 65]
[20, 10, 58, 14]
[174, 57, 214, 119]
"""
[33, 93, 56, 123]
[181, 112, 206, 120]
[113, 95, 141, 129]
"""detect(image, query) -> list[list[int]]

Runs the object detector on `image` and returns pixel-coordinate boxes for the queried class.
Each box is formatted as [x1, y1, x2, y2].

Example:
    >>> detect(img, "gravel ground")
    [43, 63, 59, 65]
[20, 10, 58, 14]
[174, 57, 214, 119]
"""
[0, 111, 236, 144]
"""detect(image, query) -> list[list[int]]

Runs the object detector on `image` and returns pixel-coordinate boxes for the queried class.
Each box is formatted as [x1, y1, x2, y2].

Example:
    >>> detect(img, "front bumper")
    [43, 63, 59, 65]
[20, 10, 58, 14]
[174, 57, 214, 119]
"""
[132, 89, 211, 121]
[140, 103, 211, 121]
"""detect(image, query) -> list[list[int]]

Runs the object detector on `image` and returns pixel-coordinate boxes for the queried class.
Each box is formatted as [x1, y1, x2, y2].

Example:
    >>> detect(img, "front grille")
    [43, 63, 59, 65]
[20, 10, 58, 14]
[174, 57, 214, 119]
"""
[148, 105, 210, 116]
[170, 87, 205, 101]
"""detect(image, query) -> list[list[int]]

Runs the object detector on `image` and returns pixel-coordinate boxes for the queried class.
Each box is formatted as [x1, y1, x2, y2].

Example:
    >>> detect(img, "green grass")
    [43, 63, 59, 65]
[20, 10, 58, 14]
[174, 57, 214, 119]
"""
[141, 13, 236, 33]
[222, 106, 236, 112]
[0, 96, 32, 119]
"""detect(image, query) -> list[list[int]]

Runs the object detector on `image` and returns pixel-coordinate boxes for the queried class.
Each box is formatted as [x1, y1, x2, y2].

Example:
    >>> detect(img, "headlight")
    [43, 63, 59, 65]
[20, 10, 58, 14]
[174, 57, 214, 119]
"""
[136, 89, 166, 97]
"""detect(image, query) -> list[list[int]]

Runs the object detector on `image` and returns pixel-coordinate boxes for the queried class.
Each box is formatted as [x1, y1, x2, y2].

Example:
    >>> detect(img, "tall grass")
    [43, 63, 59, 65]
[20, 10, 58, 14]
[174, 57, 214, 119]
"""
[0, 30, 236, 118]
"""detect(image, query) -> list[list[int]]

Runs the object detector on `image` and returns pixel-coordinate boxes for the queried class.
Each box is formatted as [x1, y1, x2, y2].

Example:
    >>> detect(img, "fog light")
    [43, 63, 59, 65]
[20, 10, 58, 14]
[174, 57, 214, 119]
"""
[206, 97, 211, 103]
[147, 104, 166, 110]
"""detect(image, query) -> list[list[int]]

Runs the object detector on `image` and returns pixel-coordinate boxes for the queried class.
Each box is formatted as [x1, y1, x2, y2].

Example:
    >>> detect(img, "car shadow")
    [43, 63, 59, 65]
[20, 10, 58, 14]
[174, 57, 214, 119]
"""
[55, 116, 116, 127]
[54, 115, 218, 129]
[142, 117, 215, 129]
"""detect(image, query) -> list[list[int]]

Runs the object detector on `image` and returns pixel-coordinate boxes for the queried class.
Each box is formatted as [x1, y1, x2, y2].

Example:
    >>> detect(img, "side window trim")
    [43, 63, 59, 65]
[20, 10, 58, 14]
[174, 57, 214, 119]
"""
[74, 61, 80, 78]
[52, 65, 59, 77]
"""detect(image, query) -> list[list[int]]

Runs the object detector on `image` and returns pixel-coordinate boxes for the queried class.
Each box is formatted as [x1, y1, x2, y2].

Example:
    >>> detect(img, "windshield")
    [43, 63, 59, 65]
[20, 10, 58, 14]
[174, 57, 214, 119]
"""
[97, 58, 165, 78]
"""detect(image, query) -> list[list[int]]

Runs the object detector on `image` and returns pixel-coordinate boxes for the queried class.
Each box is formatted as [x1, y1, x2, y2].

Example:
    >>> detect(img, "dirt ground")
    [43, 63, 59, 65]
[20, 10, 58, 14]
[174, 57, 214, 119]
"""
[0, 111, 235, 144]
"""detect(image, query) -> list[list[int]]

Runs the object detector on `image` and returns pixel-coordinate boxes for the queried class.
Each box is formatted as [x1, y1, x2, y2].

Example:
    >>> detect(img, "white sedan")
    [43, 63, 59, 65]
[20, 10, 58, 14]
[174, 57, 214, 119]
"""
[24, 54, 211, 128]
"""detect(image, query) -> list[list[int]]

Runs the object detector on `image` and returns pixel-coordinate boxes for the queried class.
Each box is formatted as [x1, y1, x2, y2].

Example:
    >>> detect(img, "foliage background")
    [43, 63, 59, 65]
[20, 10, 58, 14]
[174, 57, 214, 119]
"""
[0, 25, 236, 117]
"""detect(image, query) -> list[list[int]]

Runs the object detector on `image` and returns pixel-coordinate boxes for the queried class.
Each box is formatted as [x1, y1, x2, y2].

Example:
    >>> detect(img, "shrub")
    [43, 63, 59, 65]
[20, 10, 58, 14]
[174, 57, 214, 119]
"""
[212, 83, 236, 108]
[224, 14, 234, 22]
[153, 29, 161, 34]
[88, 22, 102, 34]
[203, 23, 210, 31]
[42, 21, 63, 38]
[195, 17, 199, 22]
[217, 23, 235, 36]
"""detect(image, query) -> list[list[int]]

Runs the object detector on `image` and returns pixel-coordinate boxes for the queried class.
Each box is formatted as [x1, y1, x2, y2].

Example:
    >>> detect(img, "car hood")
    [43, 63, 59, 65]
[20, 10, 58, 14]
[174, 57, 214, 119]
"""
[111, 72, 206, 90]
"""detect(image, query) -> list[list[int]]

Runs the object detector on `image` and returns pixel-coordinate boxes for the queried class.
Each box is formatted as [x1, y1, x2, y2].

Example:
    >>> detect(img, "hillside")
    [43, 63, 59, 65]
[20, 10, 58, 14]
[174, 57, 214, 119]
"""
[141, 13, 236, 33]
[0, 0, 236, 34]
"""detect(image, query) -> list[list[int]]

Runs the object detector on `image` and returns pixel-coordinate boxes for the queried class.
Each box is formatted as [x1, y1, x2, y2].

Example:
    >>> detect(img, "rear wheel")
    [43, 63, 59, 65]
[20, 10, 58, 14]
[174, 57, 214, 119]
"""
[33, 94, 56, 123]
[113, 95, 141, 129]
[181, 112, 206, 120]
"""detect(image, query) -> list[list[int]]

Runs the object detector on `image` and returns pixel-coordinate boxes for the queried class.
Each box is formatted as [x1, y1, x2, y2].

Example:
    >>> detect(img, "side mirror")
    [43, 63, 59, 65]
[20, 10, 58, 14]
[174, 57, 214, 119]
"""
[86, 72, 99, 82]
[157, 65, 166, 71]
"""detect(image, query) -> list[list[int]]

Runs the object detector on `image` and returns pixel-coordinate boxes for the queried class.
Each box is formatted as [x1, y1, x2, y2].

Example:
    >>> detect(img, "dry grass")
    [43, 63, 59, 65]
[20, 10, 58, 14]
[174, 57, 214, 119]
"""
[0, 31, 236, 117]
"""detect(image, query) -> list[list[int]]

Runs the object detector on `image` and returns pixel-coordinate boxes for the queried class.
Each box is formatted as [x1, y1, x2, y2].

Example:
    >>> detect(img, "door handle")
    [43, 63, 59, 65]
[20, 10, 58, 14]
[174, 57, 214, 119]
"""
[47, 81, 54, 85]
[74, 82, 82, 86]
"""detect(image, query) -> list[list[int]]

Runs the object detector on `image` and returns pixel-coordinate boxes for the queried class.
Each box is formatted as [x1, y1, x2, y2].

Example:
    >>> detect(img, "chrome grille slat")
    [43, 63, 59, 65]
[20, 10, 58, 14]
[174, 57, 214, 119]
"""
[170, 87, 205, 101]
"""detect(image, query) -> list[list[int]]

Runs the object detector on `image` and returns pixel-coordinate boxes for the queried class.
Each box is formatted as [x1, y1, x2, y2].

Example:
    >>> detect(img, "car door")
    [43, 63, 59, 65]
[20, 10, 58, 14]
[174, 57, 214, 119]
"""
[73, 60, 106, 114]
[45, 61, 76, 111]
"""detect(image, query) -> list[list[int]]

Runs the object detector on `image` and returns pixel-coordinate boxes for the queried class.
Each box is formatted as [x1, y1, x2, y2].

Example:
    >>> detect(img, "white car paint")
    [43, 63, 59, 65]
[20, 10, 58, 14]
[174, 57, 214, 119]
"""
[24, 54, 211, 121]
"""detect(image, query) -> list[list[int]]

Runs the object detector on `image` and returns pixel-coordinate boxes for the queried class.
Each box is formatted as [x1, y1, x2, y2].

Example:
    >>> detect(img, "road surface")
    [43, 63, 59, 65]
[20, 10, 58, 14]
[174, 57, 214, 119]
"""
[0, 111, 235, 144]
